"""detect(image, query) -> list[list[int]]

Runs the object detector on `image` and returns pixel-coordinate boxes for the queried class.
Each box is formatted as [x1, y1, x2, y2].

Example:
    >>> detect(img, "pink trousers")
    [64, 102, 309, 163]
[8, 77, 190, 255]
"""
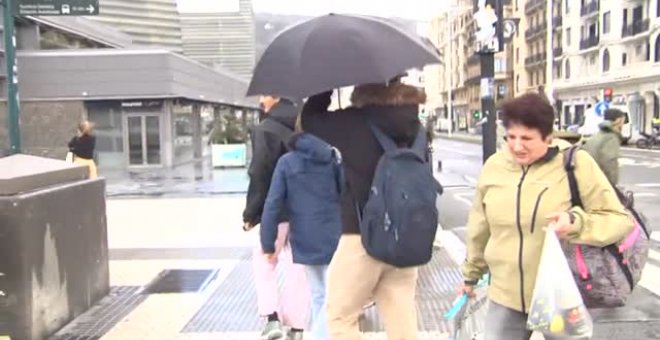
[253, 222, 310, 329]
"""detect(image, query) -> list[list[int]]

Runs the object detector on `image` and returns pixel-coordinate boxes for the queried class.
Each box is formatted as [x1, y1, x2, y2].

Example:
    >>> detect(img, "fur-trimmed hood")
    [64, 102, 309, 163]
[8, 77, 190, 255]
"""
[350, 83, 426, 108]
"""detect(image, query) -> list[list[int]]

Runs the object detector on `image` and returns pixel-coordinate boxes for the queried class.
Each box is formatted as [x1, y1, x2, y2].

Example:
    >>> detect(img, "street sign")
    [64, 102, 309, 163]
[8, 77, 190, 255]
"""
[16, 0, 99, 16]
[595, 101, 610, 117]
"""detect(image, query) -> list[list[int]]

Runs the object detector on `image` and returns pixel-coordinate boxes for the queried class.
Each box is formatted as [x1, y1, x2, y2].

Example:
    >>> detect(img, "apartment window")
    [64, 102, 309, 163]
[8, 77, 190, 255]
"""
[565, 59, 571, 79]
[516, 75, 520, 92]
[622, 52, 628, 66]
[566, 0, 570, 14]
[656, 36, 660, 62]
[603, 11, 611, 34]
[602, 49, 610, 72]
[657, 0, 660, 17]
[646, 42, 651, 61]
[566, 28, 571, 46]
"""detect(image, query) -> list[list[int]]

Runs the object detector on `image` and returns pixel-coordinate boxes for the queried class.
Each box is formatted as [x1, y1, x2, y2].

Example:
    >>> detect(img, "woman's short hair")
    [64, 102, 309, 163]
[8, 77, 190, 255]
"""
[500, 93, 555, 138]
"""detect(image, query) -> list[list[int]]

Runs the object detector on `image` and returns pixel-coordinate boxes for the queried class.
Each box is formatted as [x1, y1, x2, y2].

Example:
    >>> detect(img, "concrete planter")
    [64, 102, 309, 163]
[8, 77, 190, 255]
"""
[211, 143, 247, 168]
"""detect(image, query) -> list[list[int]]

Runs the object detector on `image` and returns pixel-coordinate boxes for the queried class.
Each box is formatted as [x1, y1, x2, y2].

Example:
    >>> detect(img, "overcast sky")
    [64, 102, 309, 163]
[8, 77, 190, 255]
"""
[177, 0, 450, 20]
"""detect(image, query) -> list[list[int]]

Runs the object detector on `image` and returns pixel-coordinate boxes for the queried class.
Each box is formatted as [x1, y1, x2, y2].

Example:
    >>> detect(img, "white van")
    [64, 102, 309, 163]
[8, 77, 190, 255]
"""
[578, 103, 632, 144]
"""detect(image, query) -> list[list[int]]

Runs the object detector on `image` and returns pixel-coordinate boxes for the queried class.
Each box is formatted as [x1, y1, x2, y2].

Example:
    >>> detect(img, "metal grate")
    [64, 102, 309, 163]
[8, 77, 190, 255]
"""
[359, 248, 462, 333]
[183, 248, 462, 333]
[142, 269, 218, 294]
[48, 286, 146, 340]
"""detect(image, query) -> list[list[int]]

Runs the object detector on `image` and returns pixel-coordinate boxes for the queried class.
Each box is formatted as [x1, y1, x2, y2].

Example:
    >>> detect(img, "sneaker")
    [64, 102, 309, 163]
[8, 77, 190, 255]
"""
[260, 320, 284, 340]
[287, 331, 304, 340]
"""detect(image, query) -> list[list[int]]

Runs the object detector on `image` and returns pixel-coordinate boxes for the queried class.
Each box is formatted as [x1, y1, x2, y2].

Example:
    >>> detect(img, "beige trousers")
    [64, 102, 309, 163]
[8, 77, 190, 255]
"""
[73, 156, 98, 179]
[326, 234, 419, 340]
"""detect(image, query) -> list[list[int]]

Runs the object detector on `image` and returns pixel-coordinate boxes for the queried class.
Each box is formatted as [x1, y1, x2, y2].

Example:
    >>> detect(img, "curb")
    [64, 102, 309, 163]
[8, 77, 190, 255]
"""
[437, 133, 482, 145]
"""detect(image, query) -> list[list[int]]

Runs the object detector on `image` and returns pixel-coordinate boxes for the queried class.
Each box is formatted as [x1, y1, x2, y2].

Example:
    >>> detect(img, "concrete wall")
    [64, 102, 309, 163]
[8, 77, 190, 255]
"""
[0, 178, 109, 340]
[0, 101, 86, 159]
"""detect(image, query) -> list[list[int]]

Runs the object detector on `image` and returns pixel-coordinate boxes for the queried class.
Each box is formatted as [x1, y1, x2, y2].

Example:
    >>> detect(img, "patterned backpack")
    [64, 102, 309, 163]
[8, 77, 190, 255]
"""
[563, 146, 650, 308]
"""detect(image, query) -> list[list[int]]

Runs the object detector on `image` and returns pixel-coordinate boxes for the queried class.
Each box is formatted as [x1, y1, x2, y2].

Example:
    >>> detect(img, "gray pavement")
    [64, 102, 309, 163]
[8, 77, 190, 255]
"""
[434, 136, 660, 338]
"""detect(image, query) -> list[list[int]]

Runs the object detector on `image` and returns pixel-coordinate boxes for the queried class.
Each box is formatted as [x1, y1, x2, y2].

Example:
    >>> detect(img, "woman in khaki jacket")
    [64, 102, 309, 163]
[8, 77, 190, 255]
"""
[460, 93, 633, 339]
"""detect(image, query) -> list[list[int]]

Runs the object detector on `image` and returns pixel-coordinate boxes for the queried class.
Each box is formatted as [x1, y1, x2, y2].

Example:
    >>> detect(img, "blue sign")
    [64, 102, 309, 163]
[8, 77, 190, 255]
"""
[594, 101, 610, 117]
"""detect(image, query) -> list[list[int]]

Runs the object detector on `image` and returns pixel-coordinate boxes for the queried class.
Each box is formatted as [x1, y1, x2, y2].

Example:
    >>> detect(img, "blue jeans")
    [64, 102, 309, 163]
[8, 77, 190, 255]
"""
[305, 265, 329, 340]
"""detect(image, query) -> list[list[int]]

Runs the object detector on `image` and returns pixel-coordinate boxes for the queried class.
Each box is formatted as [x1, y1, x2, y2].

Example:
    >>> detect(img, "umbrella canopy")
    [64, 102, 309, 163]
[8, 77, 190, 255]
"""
[247, 13, 442, 100]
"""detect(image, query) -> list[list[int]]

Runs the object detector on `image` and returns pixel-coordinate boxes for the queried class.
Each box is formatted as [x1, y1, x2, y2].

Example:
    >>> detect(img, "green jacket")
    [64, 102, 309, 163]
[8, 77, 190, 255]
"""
[581, 121, 621, 185]
[462, 139, 633, 313]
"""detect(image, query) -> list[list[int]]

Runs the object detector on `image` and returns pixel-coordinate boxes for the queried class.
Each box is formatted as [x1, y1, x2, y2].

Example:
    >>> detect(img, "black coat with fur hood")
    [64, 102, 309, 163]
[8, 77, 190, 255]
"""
[301, 83, 426, 234]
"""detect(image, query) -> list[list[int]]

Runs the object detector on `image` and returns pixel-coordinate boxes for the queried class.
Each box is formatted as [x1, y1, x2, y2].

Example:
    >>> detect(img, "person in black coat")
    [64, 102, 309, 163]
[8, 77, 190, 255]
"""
[243, 95, 309, 340]
[300, 79, 427, 339]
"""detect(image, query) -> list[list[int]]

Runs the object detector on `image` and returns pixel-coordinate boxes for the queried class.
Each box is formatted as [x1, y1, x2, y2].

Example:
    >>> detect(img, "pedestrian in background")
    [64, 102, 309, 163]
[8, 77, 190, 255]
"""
[582, 108, 626, 186]
[68, 120, 98, 179]
[260, 123, 343, 340]
[242, 95, 309, 340]
[460, 93, 633, 339]
[301, 78, 428, 340]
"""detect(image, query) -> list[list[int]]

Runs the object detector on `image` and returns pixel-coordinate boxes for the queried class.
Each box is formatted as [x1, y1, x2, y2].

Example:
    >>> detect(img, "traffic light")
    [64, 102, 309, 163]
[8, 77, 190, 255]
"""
[473, 0, 504, 53]
[603, 88, 613, 103]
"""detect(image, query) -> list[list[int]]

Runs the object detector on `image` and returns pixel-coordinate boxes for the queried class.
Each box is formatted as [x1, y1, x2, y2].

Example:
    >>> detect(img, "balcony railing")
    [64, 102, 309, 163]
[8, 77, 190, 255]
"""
[465, 75, 481, 86]
[524, 22, 547, 40]
[525, 53, 546, 66]
[553, 47, 563, 57]
[622, 19, 650, 38]
[525, 0, 544, 14]
[580, 0, 599, 17]
[579, 35, 600, 50]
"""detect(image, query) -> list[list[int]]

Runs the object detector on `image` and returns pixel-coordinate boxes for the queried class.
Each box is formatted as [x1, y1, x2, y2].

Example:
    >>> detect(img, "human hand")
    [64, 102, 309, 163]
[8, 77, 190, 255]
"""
[243, 222, 254, 232]
[457, 283, 476, 299]
[545, 212, 574, 239]
[263, 252, 277, 264]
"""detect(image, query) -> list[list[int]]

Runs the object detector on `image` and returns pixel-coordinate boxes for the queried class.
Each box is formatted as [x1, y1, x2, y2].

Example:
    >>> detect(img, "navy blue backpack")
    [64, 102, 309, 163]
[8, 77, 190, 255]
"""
[357, 124, 441, 267]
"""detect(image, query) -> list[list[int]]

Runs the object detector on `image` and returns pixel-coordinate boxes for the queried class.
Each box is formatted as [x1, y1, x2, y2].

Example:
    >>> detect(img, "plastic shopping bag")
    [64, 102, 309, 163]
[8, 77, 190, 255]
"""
[445, 274, 489, 340]
[527, 231, 593, 338]
[65, 152, 74, 163]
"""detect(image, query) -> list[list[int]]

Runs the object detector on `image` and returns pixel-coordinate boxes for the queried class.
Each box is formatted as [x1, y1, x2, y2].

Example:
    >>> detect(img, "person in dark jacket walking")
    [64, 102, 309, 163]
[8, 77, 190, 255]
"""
[243, 96, 309, 340]
[261, 132, 343, 340]
[581, 108, 625, 185]
[301, 79, 427, 339]
[68, 120, 98, 179]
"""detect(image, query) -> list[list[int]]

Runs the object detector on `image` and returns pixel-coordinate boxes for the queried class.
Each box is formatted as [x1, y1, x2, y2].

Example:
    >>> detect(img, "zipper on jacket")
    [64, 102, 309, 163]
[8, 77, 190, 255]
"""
[516, 166, 530, 312]
[530, 187, 549, 234]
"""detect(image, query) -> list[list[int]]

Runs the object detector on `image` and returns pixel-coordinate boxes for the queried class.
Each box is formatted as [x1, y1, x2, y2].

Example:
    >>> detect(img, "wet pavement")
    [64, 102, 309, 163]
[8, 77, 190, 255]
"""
[103, 157, 250, 198]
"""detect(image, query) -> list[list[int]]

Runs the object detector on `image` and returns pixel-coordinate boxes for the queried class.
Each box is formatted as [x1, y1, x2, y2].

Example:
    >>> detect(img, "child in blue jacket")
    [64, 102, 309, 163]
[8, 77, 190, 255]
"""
[261, 132, 343, 340]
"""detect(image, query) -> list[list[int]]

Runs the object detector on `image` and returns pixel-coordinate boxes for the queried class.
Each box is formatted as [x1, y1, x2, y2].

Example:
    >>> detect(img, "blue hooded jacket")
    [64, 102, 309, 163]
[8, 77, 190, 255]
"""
[260, 133, 342, 265]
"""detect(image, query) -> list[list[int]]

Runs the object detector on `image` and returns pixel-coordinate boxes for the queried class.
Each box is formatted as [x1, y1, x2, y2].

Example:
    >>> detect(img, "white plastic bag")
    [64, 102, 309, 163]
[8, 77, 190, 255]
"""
[446, 274, 489, 340]
[527, 231, 593, 338]
[65, 152, 74, 163]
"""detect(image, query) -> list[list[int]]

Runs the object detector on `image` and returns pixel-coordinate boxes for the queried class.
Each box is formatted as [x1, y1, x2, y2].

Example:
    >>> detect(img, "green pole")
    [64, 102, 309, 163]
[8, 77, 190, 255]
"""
[3, 0, 21, 154]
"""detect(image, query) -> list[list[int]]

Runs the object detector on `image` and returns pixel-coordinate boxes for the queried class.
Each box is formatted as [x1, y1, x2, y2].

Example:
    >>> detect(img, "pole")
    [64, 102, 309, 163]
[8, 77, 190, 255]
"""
[446, 11, 453, 137]
[3, 0, 21, 154]
[545, 0, 554, 120]
[480, 52, 496, 163]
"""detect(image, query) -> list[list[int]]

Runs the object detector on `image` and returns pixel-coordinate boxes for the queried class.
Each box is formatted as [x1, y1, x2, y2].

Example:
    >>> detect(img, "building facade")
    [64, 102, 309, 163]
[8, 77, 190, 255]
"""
[425, 0, 515, 132]
[179, 0, 255, 79]
[91, 0, 183, 52]
[514, 0, 660, 136]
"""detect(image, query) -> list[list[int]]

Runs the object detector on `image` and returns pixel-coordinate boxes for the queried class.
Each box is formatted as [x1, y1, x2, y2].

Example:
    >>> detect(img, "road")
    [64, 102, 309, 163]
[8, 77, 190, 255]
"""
[433, 137, 660, 339]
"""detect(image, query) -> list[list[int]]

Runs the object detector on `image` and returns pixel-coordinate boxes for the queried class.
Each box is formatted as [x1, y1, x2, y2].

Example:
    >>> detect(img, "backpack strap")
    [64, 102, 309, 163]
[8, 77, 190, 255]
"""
[368, 123, 428, 160]
[368, 123, 398, 152]
[563, 145, 584, 208]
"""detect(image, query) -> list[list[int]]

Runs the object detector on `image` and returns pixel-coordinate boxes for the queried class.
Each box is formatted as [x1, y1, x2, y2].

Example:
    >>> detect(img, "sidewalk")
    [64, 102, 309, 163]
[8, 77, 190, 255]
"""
[48, 196, 466, 340]
[103, 157, 250, 198]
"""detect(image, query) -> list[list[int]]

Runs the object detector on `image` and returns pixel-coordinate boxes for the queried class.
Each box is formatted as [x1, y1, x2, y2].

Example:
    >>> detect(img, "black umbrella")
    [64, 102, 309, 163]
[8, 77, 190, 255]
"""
[247, 13, 442, 100]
